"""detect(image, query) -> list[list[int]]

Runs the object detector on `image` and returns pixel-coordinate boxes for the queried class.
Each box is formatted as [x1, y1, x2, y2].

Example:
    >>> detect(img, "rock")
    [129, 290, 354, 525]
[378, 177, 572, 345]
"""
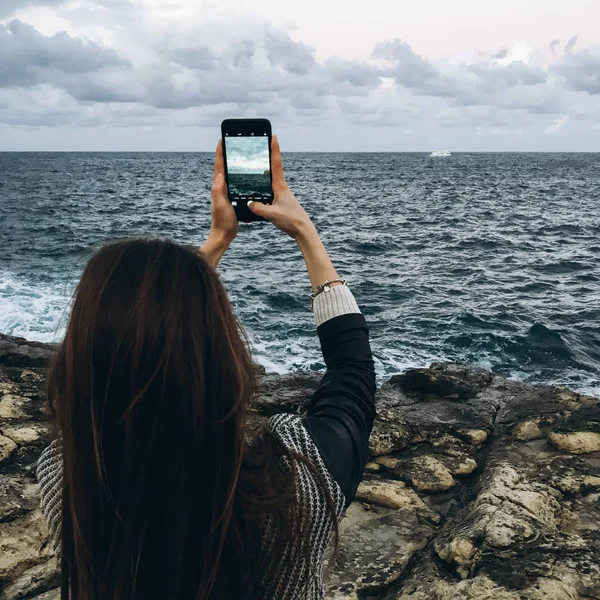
[583, 475, 600, 488]
[365, 461, 382, 472]
[374, 456, 400, 469]
[391, 450, 600, 599]
[457, 428, 489, 445]
[0, 335, 56, 369]
[390, 364, 493, 400]
[0, 558, 59, 600]
[558, 403, 600, 434]
[1, 425, 49, 445]
[434, 462, 563, 567]
[0, 434, 18, 464]
[369, 410, 414, 456]
[355, 478, 439, 522]
[253, 372, 322, 415]
[253, 363, 267, 376]
[28, 591, 59, 600]
[2, 336, 600, 600]
[390, 455, 456, 493]
[511, 417, 544, 440]
[547, 404, 600, 454]
[495, 383, 588, 436]
[378, 377, 500, 445]
[375, 382, 416, 410]
[548, 431, 600, 454]
[0, 476, 40, 521]
[387, 563, 595, 600]
[0, 510, 53, 580]
[325, 504, 434, 598]
[0, 383, 20, 396]
[0, 396, 27, 420]
[437, 454, 477, 476]
[430, 434, 479, 476]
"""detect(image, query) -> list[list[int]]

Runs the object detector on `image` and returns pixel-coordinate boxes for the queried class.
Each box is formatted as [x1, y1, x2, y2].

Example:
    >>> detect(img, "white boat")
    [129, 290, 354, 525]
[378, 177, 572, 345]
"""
[429, 149, 451, 157]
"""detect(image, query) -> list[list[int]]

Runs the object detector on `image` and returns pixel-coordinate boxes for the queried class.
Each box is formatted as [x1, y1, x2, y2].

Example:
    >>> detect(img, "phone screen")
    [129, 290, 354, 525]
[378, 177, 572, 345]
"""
[224, 135, 272, 201]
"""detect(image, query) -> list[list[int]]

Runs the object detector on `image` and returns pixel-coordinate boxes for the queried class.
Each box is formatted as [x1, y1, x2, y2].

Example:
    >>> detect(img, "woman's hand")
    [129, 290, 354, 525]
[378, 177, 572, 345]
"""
[200, 140, 238, 267]
[246, 136, 314, 239]
[209, 139, 238, 243]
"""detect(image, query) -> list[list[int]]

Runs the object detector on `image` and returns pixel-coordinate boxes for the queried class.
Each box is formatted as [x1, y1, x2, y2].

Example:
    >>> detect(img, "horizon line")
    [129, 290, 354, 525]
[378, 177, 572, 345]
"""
[1, 150, 599, 154]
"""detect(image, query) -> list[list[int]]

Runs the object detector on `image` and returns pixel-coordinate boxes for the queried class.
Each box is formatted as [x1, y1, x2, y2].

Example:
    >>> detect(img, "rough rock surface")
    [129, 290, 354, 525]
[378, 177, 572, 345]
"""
[1, 336, 599, 599]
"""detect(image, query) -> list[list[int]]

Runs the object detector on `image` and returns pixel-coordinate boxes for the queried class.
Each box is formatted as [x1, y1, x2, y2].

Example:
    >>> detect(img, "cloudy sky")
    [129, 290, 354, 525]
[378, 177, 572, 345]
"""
[0, 0, 599, 151]
[226, 137, 270, 173]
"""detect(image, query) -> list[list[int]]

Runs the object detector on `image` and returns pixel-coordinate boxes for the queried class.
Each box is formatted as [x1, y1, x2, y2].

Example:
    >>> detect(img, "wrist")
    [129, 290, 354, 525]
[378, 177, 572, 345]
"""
[293, 221, 319, 244]
[207, 228, 235, 247]
[200, 229, 233, 267]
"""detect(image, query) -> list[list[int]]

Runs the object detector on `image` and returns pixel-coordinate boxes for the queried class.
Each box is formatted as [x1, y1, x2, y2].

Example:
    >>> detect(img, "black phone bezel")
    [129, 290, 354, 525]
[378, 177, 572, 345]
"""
[221, 118, 273, 222]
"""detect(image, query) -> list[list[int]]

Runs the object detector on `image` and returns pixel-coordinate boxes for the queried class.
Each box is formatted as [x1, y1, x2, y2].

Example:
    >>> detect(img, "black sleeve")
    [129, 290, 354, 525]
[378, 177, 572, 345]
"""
[302, 313, 376, 507]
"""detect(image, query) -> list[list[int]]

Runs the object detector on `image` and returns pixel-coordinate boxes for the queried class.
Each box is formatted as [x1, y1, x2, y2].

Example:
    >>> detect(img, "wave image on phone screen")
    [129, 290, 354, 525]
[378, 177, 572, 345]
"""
[225, 137, 272, 199]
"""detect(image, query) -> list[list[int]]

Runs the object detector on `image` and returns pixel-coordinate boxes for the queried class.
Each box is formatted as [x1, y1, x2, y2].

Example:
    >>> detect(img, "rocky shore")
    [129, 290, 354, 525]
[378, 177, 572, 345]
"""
[1, 333, 599, 599]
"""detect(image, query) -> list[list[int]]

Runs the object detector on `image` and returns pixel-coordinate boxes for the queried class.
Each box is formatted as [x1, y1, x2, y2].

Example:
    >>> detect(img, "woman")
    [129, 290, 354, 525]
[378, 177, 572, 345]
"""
[37, 137, 376, 600]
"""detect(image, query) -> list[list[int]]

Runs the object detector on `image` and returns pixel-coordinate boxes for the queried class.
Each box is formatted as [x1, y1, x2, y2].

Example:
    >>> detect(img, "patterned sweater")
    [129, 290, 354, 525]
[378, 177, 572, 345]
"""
[37, 286, 376, 599]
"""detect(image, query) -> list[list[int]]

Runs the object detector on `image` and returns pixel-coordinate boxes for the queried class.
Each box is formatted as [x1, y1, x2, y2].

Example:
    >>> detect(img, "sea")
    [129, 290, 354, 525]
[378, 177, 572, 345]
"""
[1, 152, 599, 395]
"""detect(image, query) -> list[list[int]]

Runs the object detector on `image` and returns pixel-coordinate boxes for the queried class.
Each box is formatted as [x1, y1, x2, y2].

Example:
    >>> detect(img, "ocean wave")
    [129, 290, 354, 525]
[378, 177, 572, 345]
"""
[1, 152, 598, 397]
[0, 273, 70, 343]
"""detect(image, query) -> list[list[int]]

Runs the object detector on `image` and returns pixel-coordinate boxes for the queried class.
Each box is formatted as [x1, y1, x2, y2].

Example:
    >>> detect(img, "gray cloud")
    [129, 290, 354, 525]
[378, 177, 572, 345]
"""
[92, 0, 133, 6]
[62, 70, 146, 104]
[338, 97, 416, 127]
[0, 19, 385, 114]
[0, 85, 98, 128]
[549, 39, 561, 56]
[264, 32, 315, 75]
[0, 20, 127, 88]
[371, 37, 553, 118]
[565, 36, 579, 53]
[164, 46, 216, 71]
[343, 108, 408, 127]
[290, 93, 325, 110]
[555, 47, 600, 94]
[227, 40, 256, 68]
[439, 106, 495, 127]
[0, 0, 65, 19]
[1, 14, 598, 143]
[373, 39, 439, 87]
[468, 60, 547, 91]
[0, 19, 563, 123]
[323, 58, 381, 87]
[493, 87, 567, 114]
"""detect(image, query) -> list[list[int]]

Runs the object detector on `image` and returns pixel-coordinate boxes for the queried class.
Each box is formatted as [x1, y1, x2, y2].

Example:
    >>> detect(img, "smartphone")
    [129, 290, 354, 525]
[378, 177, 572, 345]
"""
[221, 118, 273, 222]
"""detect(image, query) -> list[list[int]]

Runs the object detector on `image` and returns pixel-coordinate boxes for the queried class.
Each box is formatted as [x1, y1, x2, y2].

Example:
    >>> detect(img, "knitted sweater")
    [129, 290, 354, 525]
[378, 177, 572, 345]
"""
[37, 286, 376, 599]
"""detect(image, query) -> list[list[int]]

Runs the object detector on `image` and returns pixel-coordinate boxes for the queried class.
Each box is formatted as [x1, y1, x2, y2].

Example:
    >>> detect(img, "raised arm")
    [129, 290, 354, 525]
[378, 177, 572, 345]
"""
[303, 283, 376, 506]
[199, 140, 238, 267]
[248, 138, 376, 506]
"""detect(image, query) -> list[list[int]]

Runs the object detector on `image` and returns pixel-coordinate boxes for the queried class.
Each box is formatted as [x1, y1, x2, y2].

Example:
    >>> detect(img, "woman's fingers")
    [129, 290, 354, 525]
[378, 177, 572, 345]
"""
[247, 200, 274, 219]
[213, 139, 225, 180]
[270, 136, 286, 191]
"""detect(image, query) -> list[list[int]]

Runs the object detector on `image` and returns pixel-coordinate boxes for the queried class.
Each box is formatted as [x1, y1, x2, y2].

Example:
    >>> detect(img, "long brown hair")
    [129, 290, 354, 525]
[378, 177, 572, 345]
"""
[47, 238, 339, 600]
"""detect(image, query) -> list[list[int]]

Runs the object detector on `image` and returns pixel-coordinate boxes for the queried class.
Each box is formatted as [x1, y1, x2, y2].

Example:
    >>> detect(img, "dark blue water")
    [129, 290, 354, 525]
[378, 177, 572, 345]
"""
[1, 152, 599, 394]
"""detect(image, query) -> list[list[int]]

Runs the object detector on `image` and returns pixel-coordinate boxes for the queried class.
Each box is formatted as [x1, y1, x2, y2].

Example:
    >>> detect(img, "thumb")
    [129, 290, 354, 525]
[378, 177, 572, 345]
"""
[212, 172, 228, 201]
[247, 200, 273, 218]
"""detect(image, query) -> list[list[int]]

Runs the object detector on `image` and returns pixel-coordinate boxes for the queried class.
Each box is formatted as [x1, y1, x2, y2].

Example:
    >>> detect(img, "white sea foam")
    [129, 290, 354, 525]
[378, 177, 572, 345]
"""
[1, 271, 598, 397]
[0, 272, 72, 343]
[249, 334, 324, 375]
